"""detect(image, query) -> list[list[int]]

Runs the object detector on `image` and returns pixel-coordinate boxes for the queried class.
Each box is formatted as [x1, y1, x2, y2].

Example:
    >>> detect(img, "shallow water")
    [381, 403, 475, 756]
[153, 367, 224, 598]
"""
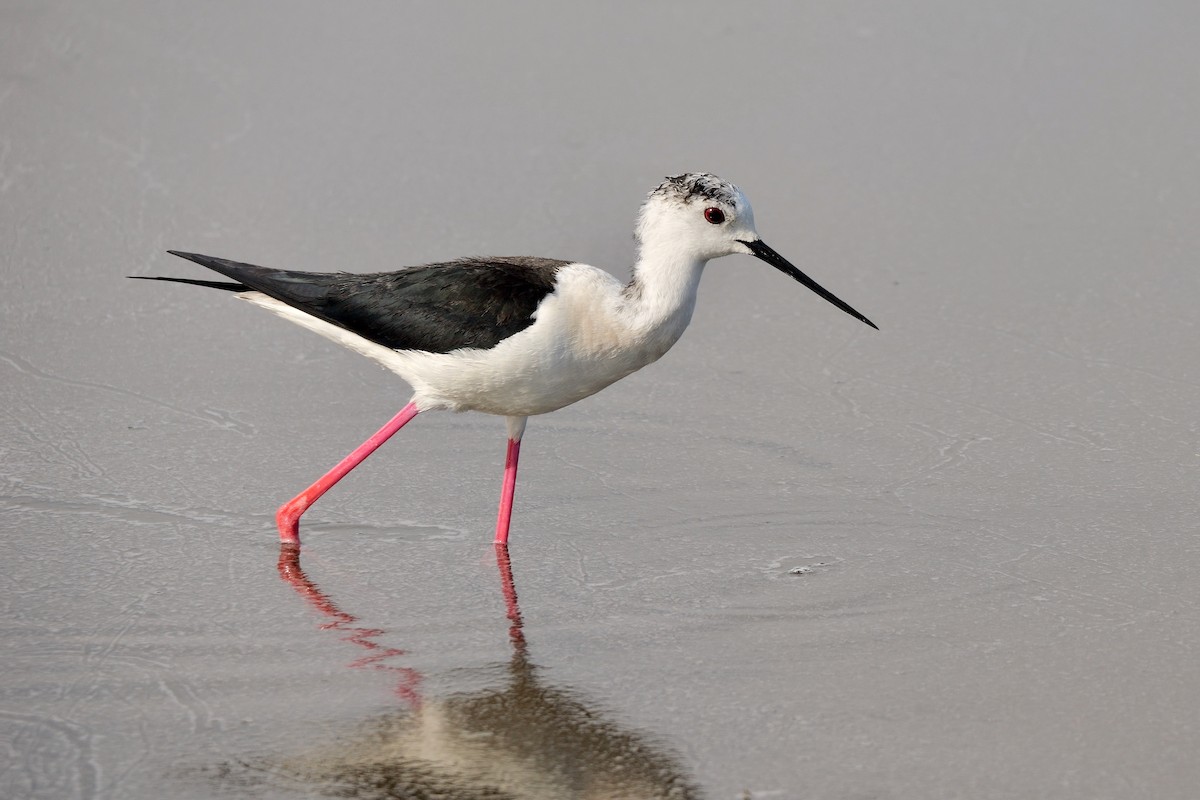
[3, 3, 1199, 798]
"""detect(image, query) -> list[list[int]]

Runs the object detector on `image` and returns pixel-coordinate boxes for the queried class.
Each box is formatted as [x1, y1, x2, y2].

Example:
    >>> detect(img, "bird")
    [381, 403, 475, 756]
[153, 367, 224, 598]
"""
[133, 173, 876, 546]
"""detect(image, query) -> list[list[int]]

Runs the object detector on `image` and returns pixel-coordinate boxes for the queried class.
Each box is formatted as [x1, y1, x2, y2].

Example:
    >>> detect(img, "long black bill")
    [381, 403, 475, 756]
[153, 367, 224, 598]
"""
[741, 239, 878, 330]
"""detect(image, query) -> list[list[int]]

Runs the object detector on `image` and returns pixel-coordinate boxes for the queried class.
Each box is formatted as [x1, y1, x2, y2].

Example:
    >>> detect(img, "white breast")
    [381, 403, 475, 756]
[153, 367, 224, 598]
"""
[393, 265, 693, 416]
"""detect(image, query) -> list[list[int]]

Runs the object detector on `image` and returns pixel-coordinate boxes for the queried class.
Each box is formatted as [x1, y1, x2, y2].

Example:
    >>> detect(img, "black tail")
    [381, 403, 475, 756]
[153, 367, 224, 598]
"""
[129, 250, 275, 292]
[127, 275, 250, 292]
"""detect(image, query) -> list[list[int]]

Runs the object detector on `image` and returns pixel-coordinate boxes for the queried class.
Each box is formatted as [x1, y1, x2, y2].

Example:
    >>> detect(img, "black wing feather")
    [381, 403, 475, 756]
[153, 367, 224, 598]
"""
[154, 251, 568, 354]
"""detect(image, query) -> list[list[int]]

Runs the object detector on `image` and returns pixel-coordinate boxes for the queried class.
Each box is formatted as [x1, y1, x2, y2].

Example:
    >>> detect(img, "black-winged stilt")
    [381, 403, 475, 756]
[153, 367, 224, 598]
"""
[135, 173, 876, 546]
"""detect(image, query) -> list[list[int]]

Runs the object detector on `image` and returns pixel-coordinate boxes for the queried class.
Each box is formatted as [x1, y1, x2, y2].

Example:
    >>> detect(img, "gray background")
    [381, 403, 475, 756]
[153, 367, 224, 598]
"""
[3, 2, 1198, 798]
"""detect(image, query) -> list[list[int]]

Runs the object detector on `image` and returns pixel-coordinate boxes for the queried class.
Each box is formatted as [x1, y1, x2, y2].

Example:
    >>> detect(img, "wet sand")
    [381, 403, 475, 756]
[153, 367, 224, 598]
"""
[3, 3, 1199, 798]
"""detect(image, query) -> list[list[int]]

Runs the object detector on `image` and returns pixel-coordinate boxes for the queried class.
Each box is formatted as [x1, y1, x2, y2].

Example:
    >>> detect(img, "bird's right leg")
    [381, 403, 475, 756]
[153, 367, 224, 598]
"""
[494, 416, 528, 545]
[276, 401, 420, 544]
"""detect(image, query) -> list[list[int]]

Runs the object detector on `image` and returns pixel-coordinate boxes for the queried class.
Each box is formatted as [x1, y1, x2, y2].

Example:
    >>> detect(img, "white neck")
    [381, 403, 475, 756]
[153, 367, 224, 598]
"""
[621, 239, 708, 345]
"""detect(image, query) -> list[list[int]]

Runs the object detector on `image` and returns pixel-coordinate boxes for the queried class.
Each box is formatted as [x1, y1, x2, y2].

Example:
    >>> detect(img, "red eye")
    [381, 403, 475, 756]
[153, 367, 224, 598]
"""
[704, 207, 725, 224]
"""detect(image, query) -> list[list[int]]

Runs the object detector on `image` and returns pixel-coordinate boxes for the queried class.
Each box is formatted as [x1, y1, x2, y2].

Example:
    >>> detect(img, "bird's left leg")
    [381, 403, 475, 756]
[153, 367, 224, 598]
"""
[494, 416, 527, 545]
[276, 401, 421, 544]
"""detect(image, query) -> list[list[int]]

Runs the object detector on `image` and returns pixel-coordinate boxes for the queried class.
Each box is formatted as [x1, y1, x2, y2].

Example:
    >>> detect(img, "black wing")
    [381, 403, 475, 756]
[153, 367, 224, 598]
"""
[144, 250, 569, 354]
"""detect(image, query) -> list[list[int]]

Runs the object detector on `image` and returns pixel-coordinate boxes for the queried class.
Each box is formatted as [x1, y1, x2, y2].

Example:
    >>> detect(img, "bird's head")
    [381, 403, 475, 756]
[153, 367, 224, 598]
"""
[636, 172, 877, 330]
[635, 173, 757, 261]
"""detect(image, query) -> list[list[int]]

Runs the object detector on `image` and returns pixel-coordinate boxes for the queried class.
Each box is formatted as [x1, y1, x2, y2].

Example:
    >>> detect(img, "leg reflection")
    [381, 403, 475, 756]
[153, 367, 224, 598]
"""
[277, 544, 422, 708]
[494, 543, 527, 658]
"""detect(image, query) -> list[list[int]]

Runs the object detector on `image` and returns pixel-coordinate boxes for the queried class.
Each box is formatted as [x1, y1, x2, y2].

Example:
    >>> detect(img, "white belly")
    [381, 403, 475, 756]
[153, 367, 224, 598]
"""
[393, 265, 690, 415]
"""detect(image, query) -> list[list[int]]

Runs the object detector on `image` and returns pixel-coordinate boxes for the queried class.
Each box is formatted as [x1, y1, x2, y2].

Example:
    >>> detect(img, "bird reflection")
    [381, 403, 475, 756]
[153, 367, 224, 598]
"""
[262, 543, 701, 800]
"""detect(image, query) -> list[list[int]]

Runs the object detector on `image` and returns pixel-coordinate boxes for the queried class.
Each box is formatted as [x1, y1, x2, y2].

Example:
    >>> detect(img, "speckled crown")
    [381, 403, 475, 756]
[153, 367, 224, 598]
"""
[648, 173, 742, 207]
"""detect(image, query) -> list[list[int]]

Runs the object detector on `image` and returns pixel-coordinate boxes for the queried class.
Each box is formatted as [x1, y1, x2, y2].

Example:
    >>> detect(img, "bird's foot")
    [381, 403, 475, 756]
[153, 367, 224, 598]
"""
[276, 501, 304, 545]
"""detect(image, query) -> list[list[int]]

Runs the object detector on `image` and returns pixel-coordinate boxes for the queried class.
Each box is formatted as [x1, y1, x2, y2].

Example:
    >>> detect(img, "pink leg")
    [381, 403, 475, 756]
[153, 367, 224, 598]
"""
[494, 416, 527, 545]
[494, 439, 521, 544]
[276, 401, 420, 544]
